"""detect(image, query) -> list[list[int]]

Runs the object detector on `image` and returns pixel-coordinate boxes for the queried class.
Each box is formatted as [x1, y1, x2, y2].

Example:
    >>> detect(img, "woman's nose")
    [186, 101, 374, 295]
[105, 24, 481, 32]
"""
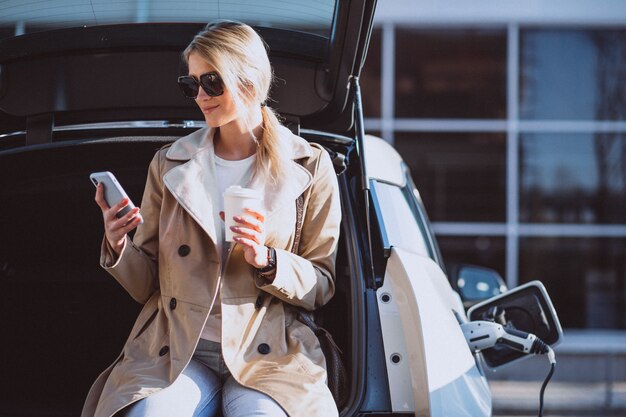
[196, 85, 209, 100]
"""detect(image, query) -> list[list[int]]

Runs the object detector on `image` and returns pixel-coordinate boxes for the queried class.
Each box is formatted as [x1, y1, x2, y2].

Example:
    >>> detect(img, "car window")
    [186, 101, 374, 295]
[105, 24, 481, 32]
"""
[0, 0, 336, 38]
[372, 180, 431, 259]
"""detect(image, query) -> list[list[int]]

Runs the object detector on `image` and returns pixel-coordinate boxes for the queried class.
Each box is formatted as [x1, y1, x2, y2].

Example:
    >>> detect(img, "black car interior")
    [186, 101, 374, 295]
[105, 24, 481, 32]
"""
[0, 133, 354, 416]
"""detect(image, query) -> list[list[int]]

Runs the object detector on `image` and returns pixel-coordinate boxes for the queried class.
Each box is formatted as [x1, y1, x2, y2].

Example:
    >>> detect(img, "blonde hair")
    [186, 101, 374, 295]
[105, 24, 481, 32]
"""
[183, 20, 287, 184]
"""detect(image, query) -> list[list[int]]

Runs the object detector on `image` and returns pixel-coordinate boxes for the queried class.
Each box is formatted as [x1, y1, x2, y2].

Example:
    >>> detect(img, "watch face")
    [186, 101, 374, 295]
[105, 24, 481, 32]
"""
[270, 247, 277, 264]
[258, 247, 276, 273]
[268, 247, 277, 268]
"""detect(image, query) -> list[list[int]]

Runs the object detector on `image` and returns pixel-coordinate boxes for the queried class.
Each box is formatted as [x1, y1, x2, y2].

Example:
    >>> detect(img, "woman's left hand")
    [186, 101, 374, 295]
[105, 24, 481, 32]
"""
[229, 208, 271, 269]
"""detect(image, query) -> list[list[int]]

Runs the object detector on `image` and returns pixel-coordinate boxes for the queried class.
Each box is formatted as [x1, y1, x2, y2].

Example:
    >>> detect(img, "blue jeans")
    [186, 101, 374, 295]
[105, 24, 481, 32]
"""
[121, 339, 287, 417]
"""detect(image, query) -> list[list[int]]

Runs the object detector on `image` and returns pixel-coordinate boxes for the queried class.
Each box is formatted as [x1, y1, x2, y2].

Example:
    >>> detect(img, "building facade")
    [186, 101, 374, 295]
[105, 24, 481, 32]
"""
[363, 0, 626, 331]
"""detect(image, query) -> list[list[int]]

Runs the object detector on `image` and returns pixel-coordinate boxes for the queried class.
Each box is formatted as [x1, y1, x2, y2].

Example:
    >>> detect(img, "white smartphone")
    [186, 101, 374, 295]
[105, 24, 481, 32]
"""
[89, 171, 143, 224]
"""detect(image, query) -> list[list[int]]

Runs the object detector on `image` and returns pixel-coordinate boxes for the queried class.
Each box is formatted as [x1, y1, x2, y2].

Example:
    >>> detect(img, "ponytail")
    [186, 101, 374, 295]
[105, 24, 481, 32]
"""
[258, 105, 287, 185]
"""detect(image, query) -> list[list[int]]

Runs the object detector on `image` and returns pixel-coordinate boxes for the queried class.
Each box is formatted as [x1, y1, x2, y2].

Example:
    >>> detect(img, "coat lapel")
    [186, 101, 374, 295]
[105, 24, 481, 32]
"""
[163, 127, 219, 244]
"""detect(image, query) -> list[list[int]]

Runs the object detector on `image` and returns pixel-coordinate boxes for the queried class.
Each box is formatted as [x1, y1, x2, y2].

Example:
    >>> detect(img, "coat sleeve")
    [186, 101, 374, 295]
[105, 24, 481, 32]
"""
[99, 149, 165, 304]
[256, 146, 341, 311]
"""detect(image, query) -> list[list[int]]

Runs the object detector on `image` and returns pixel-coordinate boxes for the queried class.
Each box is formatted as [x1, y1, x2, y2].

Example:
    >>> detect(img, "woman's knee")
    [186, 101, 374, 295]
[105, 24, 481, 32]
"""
[222, 377, 287, 417]
[123, 359, 222, 417]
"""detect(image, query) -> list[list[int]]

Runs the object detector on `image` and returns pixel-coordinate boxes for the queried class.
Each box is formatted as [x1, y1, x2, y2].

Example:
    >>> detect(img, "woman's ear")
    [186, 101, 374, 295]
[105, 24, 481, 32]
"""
[239, 79, 256, 102]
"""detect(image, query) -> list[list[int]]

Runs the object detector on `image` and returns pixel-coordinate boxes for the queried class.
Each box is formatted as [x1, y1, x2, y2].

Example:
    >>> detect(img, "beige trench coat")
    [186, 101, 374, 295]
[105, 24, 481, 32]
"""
[81, 125, 341, 417]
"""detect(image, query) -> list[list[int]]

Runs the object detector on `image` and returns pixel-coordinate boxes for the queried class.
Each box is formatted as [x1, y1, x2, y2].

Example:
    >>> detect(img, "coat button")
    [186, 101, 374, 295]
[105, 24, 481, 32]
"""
[169, 298, 177, 310]
[159, 346, 169, 356]
[178, 245, 190, 257]
[257, 343, 271, 355]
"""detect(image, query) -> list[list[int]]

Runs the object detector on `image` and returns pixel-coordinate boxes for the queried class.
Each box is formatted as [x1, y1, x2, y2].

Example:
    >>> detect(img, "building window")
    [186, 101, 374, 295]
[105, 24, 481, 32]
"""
[361, 27, 382, 118]
[520, 133, 626, 224]
[395, 132, 507, 222]
[395, 28, 507, 119]
[437, 235, 506, 279]
[520, 237, 626, 329]
[520, 29, 626, 120]
[367, 22, 626, 331]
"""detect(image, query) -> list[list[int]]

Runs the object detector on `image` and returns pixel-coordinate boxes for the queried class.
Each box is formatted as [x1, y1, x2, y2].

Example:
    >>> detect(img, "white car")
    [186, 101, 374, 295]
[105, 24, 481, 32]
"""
[0, 1, 561, 415]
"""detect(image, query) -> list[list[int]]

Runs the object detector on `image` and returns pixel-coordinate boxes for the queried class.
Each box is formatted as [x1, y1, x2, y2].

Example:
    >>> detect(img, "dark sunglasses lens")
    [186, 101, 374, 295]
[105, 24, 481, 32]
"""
[200, 73, 224, 97]
[178, 77, 199, 99]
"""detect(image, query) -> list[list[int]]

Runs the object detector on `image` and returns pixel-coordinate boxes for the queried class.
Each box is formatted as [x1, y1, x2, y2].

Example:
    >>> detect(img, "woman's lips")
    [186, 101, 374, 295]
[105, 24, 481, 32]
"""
[201, 105, 218, 114]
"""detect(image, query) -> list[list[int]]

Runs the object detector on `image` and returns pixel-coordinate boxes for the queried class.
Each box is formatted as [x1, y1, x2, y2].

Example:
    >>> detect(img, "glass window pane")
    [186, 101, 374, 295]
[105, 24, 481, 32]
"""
[395, 28, 507, 119]
[520, 238, 626, 329]
[373, 181, 431, 258]
[437, 236, 506, 279]
[520, 29, 626, 120]
[520, 133, 626, 224]
[1, 0, 336, 37]
[395, 132, 507, 222]
[361, 27, 381, 118]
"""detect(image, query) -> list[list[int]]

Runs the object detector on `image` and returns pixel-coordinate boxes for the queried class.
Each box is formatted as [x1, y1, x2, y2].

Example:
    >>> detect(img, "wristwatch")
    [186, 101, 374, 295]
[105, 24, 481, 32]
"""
[257, 246, 276, 273]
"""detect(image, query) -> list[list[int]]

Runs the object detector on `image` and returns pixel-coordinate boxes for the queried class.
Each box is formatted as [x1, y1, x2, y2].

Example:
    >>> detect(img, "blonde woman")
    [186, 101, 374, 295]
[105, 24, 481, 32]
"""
[83, 21, 341, 417]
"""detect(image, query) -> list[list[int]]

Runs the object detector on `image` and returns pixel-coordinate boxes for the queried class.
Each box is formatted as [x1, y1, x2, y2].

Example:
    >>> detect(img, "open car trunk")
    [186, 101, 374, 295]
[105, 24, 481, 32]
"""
[0, 132, 357, 416]
[0, 2, 377, 413]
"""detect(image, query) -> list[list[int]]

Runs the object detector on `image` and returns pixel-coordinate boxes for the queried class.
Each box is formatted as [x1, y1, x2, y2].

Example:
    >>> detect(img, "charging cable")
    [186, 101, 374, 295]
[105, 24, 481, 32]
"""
[461, 321, 556, 417]
[538, 346, 556, 417]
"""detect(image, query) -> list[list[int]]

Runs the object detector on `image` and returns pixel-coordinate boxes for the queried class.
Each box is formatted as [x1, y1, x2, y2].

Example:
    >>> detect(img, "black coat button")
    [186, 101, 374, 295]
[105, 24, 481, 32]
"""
[159, 346, 169, 356]
[178, 245, 190, 257]
[169, 298, 177, 310]
[257, 343, 271, 355]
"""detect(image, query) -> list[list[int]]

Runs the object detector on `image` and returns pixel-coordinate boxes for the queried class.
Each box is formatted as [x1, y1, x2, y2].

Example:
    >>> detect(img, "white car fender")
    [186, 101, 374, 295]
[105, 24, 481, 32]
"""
[377, 247, 491, 416]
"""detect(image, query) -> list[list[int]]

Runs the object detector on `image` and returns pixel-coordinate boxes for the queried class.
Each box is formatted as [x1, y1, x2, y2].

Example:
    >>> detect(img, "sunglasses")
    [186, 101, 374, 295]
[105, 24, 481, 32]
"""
[177, 72, 225, 99]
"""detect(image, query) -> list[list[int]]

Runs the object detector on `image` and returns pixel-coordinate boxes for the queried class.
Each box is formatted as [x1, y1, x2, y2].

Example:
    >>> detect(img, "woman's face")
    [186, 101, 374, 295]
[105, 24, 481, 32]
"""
[187, 52, 239, 129]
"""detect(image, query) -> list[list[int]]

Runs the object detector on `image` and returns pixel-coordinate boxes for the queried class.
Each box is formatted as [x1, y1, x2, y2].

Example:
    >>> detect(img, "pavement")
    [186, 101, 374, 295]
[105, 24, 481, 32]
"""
[490, 380, 626, 416]
[489, 330, 626, 416]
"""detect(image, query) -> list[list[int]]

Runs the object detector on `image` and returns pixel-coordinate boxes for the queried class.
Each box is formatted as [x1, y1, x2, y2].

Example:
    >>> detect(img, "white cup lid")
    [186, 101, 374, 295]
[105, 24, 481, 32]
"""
[223, 185, 262, 199]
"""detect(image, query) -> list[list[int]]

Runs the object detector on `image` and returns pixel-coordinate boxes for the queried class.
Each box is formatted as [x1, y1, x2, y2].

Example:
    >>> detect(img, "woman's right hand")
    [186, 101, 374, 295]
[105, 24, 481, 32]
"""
[95, 183, 143, 256]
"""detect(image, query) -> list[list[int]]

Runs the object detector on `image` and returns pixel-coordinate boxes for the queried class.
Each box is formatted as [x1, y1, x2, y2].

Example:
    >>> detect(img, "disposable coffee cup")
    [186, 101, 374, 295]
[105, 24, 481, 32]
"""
[223, 186, 263, 242]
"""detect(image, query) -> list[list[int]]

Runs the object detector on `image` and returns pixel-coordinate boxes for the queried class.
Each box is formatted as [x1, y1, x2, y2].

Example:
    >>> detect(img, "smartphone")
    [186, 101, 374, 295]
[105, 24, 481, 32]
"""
[89, 171, 143, 224]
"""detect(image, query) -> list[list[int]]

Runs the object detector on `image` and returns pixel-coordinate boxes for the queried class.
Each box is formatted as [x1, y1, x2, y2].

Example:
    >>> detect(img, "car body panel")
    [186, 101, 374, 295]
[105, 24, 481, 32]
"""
[429, 366, 491, 416]
[364, 133, 492, 415]
[380, 247, 491, 416]
[377, 257, 430, 415]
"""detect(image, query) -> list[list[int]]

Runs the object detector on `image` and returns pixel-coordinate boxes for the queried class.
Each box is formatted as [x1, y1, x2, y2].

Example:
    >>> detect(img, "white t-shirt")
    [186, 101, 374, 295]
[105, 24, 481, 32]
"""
[201, 152, 256, 342]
